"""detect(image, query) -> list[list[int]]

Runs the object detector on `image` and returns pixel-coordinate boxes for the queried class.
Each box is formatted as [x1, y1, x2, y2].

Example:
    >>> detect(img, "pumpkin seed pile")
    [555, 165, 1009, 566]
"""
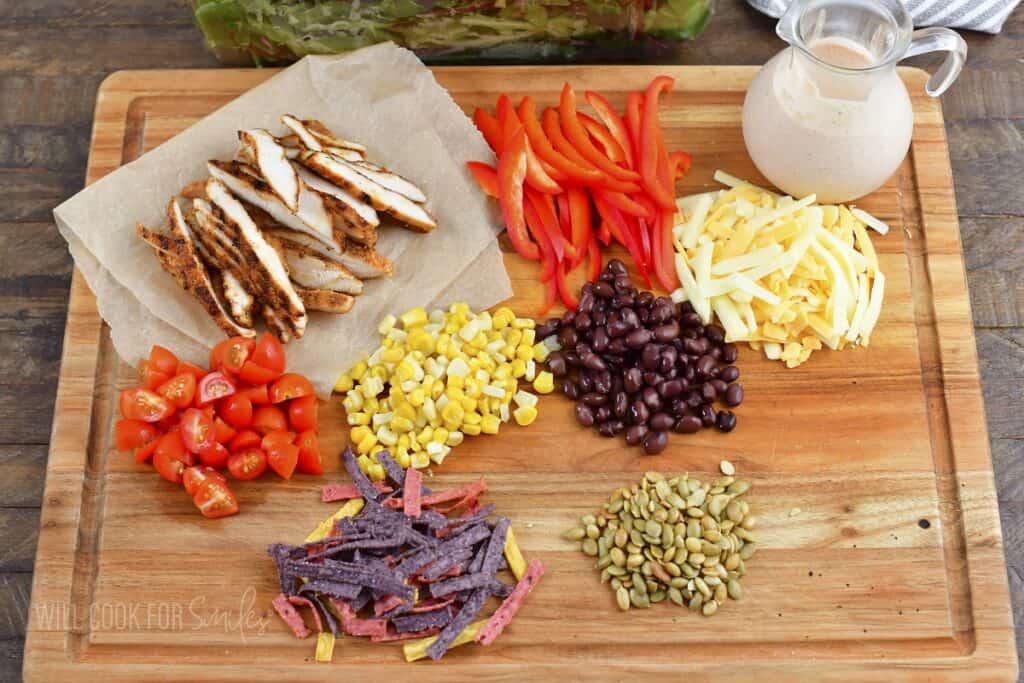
[565, 463, 755, 615]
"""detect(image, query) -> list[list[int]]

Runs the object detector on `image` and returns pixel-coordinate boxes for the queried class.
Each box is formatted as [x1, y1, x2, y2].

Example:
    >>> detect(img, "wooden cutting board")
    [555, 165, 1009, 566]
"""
[23, 67, 1017, 682]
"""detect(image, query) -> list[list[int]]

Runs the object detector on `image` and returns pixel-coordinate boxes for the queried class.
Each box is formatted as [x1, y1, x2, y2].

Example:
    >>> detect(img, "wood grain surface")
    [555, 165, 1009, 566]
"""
[3, 1, 1023, 680]
[17, 64, 1017, 681]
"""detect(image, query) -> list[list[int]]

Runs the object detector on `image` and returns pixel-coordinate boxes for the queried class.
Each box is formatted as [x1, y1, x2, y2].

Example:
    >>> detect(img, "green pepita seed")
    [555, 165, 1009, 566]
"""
[582, 538, 598, 556]
[701, 600, 718, 617]
[616, 587, 631, 611]
[694, 577, 712, 598]
[626, 553, 644, 569]
[610, 547, 626, 567]
[688, 594, 703, 612]
[645, 520, 662, 537]
[719, 460, 735, 476]
[608, 498, 624, 514]
[714, 583, 728, 603]
[670, 577, 687, 589]
[565, 527, 586, 541]
[614, 527, 628, 548]
[586, 524, 600, 539]
[607, 566, 627, 577]
[597, 554, 613, 569]
[727, 480, 750, 496]
[689, 553, 706, 567]
[581, 514, 597, 526]
[687, 520, 702, 538]
[649, 590, 666, 604]
[668, 587, 684, 606]
[741, 516, 757, 530]
[727, 579, 743, 600]
[739, 543, 757, 560]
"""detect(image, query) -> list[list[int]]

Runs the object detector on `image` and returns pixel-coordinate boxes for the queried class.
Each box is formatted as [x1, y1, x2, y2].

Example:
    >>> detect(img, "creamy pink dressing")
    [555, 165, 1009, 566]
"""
[741, 37, 914, 202]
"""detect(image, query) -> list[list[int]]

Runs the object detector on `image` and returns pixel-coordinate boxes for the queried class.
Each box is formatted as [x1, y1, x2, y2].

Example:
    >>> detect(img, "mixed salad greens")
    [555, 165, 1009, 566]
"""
[191, 0, 713, 64]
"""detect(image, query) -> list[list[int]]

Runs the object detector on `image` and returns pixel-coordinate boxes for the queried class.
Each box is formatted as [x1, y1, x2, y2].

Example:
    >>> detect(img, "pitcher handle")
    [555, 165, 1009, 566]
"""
[904, 27, 967, 97]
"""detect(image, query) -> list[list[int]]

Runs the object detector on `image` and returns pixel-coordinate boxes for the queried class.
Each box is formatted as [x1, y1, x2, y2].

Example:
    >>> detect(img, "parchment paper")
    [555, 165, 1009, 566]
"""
[54, 44, 512, 397]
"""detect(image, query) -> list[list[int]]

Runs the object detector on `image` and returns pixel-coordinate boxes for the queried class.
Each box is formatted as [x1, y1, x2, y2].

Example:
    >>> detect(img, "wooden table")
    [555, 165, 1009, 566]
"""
[2, 1, 1021, 680]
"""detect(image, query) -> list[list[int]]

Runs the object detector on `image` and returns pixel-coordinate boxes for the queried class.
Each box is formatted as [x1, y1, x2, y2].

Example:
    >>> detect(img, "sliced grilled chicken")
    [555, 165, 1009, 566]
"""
[181, 180, 208, 200]
[294, 164, 379, 228]
[208, 160, 335, 250]
[187, 205, 243, 269]
[346, 159, 427, 204]
[206, 178, 307, 339]
[239, 129, 300, 211]
[262, 305, 291, 343]
[281, 115, 323, 152]
[294, 287, 355, 314]
[267, 227, 393, 280]
[219, 270, 255, 327]
[137, 202, 255, 338]
[137, 223, 184, 254]
[281, 242, 364, 295]
[300, 151, 436, 233]
[301, 118, 367, 154]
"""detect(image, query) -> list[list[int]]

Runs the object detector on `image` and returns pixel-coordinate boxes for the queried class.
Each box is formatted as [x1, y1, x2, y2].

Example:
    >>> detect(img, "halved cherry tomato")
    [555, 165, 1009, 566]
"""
[197, 441, 230, 468]
[213, 417, 236, 444]
[261, 430, 295, 452]
[193, 478, 239, 518]
[183, 466, 227, 496]
[219, 393, 253, 430]
[155, 413, 180, 433]
[175, 361, 206, 381]
[294, 430, 323, 475]
[180, 408, 216, 454]
[153, 451, 186, 484]
[122, 389, 174, 423]
[135, 439, 159, 464]
[288, 395, 318, 432]
[114, 419, 160, 452]
[139, 361, 172, 391]
[266, 440, 299, 480]
[211, 337, 255, 375]
[238, 361, 279, 385]
[197, 371, 236, 407]
[156, 372, 197, 409]
[227, 448, 268, 480]
[251, 333, 285, 374]
[240, 384, 270, 405]
[252, 404, 288, 434]
[154, 429, 189, 463]
[229, 429, 262, 452]
[269, 374, 315, 403]
[119, 390, 133, 420]
[149, 345, 180, 377]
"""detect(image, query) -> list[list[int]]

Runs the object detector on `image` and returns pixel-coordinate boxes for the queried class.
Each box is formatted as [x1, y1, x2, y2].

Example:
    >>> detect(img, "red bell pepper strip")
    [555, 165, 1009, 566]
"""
[593, 191, 647, 280]
[585, 90, 636, 169]
[466, 161, 499, 199]
[640, 76, 677, 210]
[554, 260, 580, 310]
[566, 187, 593, 268]
[538, 271, 558, 317]
[555, 194, 572, 241]
[525, 186, 570, 263]
[558, 84, 640, 183]
[625, 92, 643, 161]
[496, 127, 541, 261]
[542, 109, 642, 194]
[652, 209, 680, 292]
[518, 96, 605, 186]
[657, 146, 674, 201]
[496, 96, 562, 195]
[523, 196, 557, 281]
[578, 113, 627, 165]
[636, 216, 652, 273]
[597, 220, 612, 246]
[473, 108, 504, 155]
[602, 190, 653, 219]
[669, 150, 692, 179]
[587, 234, 602, 282]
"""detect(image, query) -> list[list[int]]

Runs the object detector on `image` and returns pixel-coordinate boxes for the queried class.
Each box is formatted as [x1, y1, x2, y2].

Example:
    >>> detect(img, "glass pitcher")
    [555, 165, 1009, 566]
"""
[741, 0, 967, 203]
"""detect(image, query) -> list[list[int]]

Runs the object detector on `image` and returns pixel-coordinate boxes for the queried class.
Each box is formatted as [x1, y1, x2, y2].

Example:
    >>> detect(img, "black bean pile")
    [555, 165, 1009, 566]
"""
[536, 259, 744, 455]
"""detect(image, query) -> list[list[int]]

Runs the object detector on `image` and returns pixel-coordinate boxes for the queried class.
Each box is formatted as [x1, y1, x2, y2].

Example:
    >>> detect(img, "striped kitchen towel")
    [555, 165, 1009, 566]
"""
[747, 0, 1018, 33]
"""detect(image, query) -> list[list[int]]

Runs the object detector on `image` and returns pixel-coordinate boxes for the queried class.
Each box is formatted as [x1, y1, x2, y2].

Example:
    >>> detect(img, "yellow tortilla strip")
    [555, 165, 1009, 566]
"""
[305, 498, 365, 543]
[503, 527, 527, 580]
[403, 619, 488, 662]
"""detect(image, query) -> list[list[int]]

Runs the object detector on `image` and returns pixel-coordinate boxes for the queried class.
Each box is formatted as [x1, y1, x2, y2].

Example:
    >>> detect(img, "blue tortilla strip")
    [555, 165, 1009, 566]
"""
[393, 606, 456, 633]
[376, 450, 406, 487]
[420, 548, 474, 581]
[298, 580, 363, 600]
[481, 518, 510, 575]
[307, 592, 340, 636]
[427, 571, 494, 598]
[285, 560, 413, 598]
[490, 580, 514, 598]
[341, 446, 381, 501]
[350, 588, 373, 612]
[268, 543, 304, 595]
[396, 524, 491, 580]
[427, 588, 489, 661]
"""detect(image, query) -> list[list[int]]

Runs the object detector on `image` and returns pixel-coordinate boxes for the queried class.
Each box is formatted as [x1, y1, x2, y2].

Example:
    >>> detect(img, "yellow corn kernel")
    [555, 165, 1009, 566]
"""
[446, 431, 464, 447]
[370, 365, 389, 382]
[368, 463, 386, 482]
[513, 317, 535, 329]
[502, 344, 516, 358]
[513, 406, 538, 426]
[441, 402, 464, 425]
[533, 371, 554, 394]
[350, 425, 372, 444]
[462, 423, 482, 436]
[446, 374, 464, 391]
[350, 361, 368, 378]
[520, 329, 536, 347]
[364, 396, 380, 415]
[400, 307, 428, 329]
[516, 345, 534, 361]
[408, 330, 436, 354]
[481, 414, 501, 435]
[377, 313, 397, 336]
[411, 452, 431, 469]
[494, 364, 512, 380]
[334, 374, 354, 393]
[356, 432, 378, 454]
[397, 434, 411, 452]
[394, 402, 416, 422]
[408, 388, 425, 407]
[510, 359, 526, 378]
[347, 411, 371, 427]
[532, 342, 550, 362]
[460, 397, 478, 413]
[391, 416, 415, 433]
[356, 454, 372, 473]
[409, 437, 421, 452]
[504, 328, 523, 347]
[396, 450, 411, 468]
[432, 427, 449, 444]
[416, 427, 434, 445]
[382, 347, 405, 364]
[463, 411, 482, 426]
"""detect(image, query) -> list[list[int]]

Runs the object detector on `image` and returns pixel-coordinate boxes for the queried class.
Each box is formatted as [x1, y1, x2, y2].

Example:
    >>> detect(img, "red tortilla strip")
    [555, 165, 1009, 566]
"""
[321, 481, 392, 502]
[334, 599, 388, 638]
[431, 496, 479, 515]
[373, 594, 405, 616]
[422, 477, 487, 507]
[408, 596, 456, 613]
[287, 595, 324, 633]
[272, 593, 311, 639]
[403, 468, 423, 518]
[476, 559, 545, 646]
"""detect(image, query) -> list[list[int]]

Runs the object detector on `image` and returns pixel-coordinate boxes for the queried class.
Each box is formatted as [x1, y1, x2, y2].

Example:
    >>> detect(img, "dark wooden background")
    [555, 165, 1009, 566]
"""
[1, 0, 1021, 679]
